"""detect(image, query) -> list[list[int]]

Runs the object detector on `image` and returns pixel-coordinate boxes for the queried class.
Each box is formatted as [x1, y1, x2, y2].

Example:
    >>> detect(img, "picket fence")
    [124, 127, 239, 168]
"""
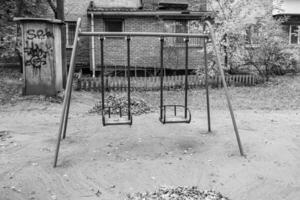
[75, 74, 258, 92]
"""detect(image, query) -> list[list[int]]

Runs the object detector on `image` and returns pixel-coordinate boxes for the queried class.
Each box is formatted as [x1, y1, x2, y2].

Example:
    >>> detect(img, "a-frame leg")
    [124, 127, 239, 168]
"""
[53, 18, 82, 168]
[204, 38, 211, 133]
[205, 21, 245, 157]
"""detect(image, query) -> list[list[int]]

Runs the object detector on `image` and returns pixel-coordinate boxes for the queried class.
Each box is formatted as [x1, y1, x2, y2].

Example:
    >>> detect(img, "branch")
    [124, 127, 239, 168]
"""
[46, 0, 57, 14]
[216, 0, 228, 21]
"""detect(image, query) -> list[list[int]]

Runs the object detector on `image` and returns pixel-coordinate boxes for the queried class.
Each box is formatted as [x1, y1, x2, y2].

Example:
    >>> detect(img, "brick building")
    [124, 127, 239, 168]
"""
[273, 0, 300, 45]
[63, 0, 213, 76]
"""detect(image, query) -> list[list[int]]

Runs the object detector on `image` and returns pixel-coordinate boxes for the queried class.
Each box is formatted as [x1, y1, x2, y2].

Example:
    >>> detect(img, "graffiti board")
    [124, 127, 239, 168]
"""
[17, 19, 63, 96]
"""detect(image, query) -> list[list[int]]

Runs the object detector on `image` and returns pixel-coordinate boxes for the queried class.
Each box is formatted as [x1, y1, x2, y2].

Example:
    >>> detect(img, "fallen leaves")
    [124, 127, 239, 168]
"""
[126, 186, 230, 200]
[89, 94, 152, 116]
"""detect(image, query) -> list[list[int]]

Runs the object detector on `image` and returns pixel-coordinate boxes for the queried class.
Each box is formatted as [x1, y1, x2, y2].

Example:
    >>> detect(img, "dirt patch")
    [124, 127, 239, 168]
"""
[0, 131, 11, 141]
[1, 74, 300, 200]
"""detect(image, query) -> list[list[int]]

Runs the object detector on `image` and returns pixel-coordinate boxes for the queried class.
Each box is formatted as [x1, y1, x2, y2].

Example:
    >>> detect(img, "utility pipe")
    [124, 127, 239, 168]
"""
[91, 13, 96, 78]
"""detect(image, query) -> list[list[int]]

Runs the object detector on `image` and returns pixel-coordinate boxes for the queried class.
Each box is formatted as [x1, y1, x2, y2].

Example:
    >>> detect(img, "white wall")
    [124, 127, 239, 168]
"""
[273, 0, 300, 15]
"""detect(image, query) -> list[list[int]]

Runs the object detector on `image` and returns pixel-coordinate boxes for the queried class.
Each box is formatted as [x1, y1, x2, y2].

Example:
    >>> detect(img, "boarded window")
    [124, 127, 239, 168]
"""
[105, 19, 124, 32]
[66, 22, 76, 47]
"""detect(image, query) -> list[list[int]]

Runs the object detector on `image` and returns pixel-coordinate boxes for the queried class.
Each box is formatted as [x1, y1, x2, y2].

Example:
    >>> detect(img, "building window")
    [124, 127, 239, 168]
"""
[175, 20, 188, 44]
[66, 21, 76, 48]
[164, 20, 202, 47]
[290, 25, 300, 44]
[104, 19, 124, 32]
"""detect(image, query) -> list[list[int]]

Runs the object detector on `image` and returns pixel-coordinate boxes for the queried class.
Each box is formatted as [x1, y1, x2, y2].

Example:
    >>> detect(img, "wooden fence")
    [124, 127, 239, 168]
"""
[75, 74, 259, 92]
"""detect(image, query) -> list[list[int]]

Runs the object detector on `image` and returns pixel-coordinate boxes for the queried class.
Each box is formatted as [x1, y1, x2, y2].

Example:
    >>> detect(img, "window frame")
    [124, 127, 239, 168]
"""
[170, 20, 203, 47]
[289, 24, 300, 45]
[174, 20, 188, 44]
[66, 21, 77, 48]
[104, 18, 125, 39]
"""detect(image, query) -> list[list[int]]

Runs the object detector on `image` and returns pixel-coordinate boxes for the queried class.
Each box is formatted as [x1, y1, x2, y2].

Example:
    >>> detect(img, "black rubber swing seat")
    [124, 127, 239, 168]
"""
[159, 105, 191, 124]
[102, 107, 133, 126]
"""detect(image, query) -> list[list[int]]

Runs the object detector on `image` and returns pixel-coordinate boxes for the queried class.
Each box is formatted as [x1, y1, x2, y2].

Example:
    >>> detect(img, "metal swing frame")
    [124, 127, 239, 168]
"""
[100, 36, 133, 126]
[159, 37, 192, 124]
[53, 18, 244, 168]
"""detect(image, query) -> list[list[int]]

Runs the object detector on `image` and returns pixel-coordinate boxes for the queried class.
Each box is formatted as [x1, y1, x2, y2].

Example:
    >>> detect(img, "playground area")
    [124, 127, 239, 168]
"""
[1, 19, 300, 200]
[1, 70, 300, 199]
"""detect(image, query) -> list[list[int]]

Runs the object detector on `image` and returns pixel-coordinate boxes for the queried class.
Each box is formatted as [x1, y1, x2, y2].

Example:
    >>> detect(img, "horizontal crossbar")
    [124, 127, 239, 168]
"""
[79, 31, 209, 39]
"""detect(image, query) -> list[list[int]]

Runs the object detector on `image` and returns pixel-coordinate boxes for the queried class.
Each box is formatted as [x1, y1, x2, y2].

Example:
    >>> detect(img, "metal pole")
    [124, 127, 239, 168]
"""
[205, 21, 244, 156]
[80, 31, 209, 38]
[100, 37, 105, 114]
[184, 37, 189, 118]
[127, 36, 131, 120]
[54, 18, 82, 168]
[62, 78, 72, 139]
[160, 37, 164, 121]
[91, 13, 96, 78]
[204, 38, 211, 132]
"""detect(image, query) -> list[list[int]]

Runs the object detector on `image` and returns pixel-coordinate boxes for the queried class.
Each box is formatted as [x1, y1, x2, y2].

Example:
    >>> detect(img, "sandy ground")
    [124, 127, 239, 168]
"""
[1, 90, 300, 200]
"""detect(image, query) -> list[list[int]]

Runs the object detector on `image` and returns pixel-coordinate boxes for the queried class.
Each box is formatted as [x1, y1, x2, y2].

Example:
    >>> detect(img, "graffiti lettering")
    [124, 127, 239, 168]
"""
[26, 28, 53, 40]
[24, 43, 47, 69]
[24, 28, 54, 69]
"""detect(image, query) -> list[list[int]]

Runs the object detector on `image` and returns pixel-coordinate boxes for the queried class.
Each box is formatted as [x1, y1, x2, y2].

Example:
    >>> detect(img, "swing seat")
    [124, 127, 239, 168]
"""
[102, 107, 132, 126]
[159, 105, 191, 124]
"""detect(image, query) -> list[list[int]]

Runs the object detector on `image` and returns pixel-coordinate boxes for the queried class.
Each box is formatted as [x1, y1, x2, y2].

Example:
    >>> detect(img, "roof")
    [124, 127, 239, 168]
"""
[13, 17, 63, 24]
[159, 0, 189, 5]
[87, 10, 213, 20]
[88, 7, 139, 12]
[273, 13, 300, 16]
[64, 0, 212, 21]
[65, 0, 141, 20]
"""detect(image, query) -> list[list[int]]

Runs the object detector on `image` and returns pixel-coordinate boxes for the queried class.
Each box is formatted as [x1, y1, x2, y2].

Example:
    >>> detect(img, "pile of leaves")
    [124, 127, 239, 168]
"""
[89, 94, 152, 116]
[126, 187, 230, 200]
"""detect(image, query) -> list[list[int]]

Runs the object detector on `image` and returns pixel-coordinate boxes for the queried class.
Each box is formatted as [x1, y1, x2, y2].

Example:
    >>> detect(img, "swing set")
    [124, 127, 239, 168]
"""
[53, 18, 244, 167]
